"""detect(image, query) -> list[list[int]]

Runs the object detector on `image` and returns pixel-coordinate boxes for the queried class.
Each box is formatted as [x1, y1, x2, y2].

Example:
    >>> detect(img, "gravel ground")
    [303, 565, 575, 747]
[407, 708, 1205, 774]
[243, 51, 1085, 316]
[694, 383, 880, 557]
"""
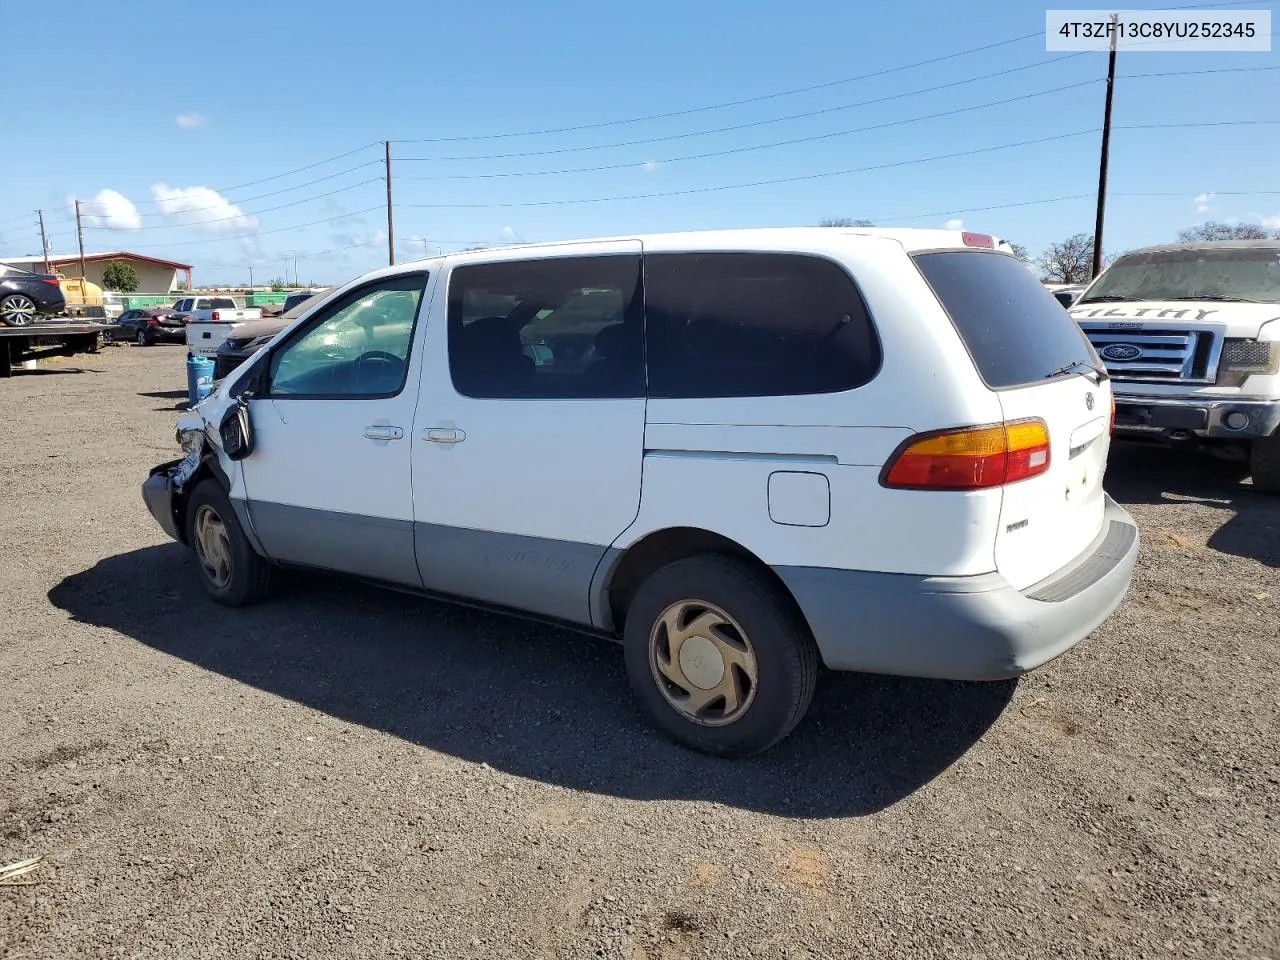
[1, 344, 1277, 960]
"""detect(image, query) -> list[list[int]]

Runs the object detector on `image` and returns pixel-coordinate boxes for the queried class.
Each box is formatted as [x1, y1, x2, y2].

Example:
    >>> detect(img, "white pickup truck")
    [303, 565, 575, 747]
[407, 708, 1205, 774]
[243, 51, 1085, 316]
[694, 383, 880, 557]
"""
[176, 296, 262, 358]
[1069, 239, 1280, 492]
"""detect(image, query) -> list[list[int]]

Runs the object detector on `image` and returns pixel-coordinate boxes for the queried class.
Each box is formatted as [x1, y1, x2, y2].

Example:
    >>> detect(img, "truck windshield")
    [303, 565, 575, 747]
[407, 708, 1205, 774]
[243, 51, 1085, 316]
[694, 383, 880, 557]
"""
[1079, 246, 1280, 304]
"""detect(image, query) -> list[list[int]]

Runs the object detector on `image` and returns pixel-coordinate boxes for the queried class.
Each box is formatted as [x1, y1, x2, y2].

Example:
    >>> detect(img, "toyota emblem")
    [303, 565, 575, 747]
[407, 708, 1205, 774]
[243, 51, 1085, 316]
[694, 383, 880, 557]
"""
[1085, 392, 1095, 411]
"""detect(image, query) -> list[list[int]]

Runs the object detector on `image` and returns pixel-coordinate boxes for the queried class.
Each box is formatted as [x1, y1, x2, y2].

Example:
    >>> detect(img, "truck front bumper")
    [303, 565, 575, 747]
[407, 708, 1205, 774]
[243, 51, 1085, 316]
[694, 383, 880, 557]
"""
[1112, 394, 1280, 441]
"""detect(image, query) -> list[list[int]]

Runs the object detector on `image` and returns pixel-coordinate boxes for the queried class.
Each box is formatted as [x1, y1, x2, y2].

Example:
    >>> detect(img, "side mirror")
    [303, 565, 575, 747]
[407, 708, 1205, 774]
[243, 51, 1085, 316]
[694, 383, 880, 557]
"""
[219, 397, 255, 461]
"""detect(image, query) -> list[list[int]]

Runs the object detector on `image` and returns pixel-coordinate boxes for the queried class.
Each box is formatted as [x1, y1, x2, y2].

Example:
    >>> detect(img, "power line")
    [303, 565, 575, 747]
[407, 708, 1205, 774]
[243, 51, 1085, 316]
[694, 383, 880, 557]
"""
[391, 32, 1046, 145]
[74, 161, 384, 215]
[214, 142, 382, 193]
[396, 63, 1280, 167]
[118, 206, 387, 250]
[403, 130, 1095, 208]
[400, 119, 1280, 209]
[398, 79, 1100, 181]
[82, 180, 385, 232]
[395, 53, 1092, 162]
[384, 0, 1273, 146]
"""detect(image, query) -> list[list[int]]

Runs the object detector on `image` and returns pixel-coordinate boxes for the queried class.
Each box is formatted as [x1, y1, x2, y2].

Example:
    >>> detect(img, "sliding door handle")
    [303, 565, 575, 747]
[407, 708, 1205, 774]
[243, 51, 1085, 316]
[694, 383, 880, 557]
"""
[424, 427, 466, 444]
[363, 425, 404, 441]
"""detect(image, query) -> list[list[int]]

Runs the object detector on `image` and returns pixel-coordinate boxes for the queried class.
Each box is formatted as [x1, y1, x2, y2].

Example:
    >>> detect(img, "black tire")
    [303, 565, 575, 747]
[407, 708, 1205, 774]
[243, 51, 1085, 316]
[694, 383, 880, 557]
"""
[622, 554, 819, 758]
[136, 328, 155, 346]
[0, 294, 37, 327]
[184, 479, 277, 606]
[1250, 434, 1280, 494]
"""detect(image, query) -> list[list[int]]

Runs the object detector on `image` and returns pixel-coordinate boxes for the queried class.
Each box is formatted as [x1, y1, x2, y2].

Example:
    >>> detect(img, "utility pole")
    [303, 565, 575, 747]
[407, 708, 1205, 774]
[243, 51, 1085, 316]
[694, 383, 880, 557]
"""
[75, 200, 87, 281]
[385, 140, 395, 266]
[249, 264, 254, 289]
[1091, 12, 1119, 280]
[293, 257, 298, 287]
[36, 210, 50, 273]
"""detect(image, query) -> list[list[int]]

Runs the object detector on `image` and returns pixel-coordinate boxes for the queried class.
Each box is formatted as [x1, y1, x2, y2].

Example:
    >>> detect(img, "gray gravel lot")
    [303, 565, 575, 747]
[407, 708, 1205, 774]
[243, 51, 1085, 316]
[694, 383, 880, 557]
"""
[1, 344, 1277, 959]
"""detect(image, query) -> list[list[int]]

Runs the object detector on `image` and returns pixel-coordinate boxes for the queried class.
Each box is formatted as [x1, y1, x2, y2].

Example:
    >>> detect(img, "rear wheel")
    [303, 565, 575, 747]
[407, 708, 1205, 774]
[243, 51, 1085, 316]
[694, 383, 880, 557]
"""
[136, 328, 154, 346]
[0, 294, 37, 327]
[1250, 434, 1280, 494]
[622, 554, 819, 757]
[185, 479, 277, 606]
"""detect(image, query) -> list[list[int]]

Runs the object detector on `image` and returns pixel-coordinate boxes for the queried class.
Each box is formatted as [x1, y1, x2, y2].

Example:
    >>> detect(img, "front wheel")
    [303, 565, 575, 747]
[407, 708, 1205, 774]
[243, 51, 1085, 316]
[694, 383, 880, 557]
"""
[0, 294, 37, 327]
[1251, 434, 1280, 494]
[185, 479, 277, 606]
[622, 554, 819, 758]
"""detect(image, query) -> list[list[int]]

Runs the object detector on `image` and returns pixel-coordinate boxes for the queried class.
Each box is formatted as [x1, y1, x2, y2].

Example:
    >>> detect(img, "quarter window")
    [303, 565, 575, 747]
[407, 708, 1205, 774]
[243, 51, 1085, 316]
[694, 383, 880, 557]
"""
[267, 273, 426, 398]
[643, 253, 880, 398]
[447, 255, 644, 399]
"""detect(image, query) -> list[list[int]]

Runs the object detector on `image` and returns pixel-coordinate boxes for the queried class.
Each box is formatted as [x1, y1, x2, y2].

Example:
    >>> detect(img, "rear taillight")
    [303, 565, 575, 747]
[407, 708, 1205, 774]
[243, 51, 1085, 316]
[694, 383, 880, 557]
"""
[881, 419, 1051, 491]
[41, 277, 60, 287]
[210, 310, 221, 322]
[147, 317, 161, 326]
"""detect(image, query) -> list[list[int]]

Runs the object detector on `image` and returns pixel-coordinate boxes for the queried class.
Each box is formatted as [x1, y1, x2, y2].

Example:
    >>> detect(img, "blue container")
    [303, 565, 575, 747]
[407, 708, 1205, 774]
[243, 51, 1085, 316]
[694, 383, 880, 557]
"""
[186, 355, 216, 408]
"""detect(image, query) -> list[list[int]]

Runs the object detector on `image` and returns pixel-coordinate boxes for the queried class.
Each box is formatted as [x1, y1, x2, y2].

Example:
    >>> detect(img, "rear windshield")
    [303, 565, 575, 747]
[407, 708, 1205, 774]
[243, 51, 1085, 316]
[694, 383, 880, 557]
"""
[1078, 246, 1280, 303]
[914, 251, 1096, 389]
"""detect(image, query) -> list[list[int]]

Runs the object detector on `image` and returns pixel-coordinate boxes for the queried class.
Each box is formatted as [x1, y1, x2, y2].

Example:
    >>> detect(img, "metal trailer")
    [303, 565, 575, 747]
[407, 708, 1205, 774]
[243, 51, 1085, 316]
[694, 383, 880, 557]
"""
[0, 321, 109, 377]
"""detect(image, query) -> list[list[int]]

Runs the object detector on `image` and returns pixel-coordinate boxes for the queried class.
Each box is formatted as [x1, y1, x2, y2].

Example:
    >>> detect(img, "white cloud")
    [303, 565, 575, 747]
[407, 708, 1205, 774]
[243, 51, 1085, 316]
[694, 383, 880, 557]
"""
[176, 113, 206, 129]
[499, 226, 523, 243]
[641, 160, 660, 172]
[944, 218, 964, 230]
[69, 189, 141, 230]
[1256, 214, 1280, 231]
[1194, 192, 1217, 214]
[151, 184, 258, 234]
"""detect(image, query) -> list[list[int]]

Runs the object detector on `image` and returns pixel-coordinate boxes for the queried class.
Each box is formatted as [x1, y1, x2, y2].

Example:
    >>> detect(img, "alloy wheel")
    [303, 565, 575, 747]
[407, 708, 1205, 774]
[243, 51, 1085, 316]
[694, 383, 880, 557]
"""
[0, 295, 36, 326]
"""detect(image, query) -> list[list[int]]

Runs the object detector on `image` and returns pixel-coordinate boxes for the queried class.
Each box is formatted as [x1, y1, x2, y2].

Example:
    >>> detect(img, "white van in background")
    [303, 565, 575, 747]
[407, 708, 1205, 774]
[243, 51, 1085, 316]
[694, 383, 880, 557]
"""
[142, 227, 1139, 757]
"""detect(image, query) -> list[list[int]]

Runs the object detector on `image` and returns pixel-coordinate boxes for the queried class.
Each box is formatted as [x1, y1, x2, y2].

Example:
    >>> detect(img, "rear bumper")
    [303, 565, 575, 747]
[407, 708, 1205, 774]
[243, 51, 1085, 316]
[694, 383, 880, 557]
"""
[776, 496, 1140, 682]
[1112, 394, 1280, 440]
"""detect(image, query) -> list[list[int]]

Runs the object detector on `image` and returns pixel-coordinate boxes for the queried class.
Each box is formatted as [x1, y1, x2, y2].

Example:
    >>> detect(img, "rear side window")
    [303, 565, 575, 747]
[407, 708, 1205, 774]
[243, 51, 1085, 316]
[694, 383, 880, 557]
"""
[212, 297, 236, 309]
[643, 253, 879, 398]
[447, 255, 644, 399]
[914, 251, 1096, 389]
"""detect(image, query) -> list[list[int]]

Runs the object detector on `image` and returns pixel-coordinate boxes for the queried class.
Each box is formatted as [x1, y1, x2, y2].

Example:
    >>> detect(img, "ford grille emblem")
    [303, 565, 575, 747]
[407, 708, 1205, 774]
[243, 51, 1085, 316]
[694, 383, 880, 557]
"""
[1085, 392, 1095, 411]
[1100, 343, 1142, 361]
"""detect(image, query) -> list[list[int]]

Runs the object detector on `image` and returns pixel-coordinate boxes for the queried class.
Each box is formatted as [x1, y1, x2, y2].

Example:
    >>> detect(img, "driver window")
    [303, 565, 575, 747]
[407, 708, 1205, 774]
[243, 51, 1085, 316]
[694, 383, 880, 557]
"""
[268, 273, 426, 398]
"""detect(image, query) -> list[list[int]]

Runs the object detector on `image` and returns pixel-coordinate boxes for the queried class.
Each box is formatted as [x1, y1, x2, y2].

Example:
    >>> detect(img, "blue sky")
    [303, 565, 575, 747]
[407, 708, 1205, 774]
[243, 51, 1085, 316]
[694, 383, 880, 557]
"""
[1, 0, 1277, 286]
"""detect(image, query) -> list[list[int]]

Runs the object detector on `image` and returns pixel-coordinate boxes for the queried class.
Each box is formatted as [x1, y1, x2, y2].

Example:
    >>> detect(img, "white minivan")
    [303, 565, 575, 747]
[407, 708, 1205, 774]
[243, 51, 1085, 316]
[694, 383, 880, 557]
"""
[142, 228, 1139, 757]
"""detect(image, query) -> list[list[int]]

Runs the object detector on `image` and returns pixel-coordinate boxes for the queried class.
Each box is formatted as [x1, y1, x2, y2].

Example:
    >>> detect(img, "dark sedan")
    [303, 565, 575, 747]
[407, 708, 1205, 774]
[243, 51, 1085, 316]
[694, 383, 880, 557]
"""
[0, 264, 66, 326]
[109, 307, 187, 345]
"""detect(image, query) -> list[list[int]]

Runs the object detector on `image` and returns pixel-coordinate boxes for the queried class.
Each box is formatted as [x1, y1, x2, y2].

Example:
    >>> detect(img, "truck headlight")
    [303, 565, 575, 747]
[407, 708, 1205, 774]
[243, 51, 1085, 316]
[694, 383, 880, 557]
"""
[1217, 339, 1280, 386]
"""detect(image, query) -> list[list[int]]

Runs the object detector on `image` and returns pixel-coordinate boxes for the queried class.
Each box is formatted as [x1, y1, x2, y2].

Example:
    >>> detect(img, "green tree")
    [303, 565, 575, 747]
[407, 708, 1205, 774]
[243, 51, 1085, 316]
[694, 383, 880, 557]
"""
[269, 277, 286, 291]
[818, 217, 874, 227]
[101, 260, 140, 293]
[1177, 221, 1276, 242]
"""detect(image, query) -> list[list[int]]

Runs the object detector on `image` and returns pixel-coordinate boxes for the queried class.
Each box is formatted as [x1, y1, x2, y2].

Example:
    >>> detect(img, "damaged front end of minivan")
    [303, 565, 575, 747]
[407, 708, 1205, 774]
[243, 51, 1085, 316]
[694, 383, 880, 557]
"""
[140, 385, 250, 544]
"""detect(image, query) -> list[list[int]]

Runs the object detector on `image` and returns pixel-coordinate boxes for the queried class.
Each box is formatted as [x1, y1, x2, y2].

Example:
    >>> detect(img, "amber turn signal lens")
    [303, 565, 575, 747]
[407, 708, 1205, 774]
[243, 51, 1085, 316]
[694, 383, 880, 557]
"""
[881, 419, 1050, 491]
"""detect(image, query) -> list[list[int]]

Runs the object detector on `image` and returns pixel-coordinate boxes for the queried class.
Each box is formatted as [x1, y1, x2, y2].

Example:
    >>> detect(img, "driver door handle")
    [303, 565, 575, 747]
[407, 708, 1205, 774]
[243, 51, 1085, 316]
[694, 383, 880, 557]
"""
[424, 427, 466, 444]
[363, 425, 404, 441]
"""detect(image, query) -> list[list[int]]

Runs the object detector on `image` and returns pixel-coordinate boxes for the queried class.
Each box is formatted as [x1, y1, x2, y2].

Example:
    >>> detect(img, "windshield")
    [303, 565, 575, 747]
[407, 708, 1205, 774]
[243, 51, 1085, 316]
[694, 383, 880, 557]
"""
[1080, 247, 1280, 303]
